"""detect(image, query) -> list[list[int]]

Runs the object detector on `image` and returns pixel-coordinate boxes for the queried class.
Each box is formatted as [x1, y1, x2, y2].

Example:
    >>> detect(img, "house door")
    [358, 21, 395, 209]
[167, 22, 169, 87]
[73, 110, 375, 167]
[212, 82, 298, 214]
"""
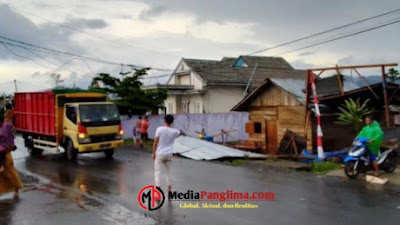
[265, 121, 278, 153]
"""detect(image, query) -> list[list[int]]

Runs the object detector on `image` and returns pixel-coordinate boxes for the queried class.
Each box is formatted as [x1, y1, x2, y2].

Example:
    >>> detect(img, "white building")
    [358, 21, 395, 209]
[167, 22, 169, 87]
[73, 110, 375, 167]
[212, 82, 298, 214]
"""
[143, 56, 305, 114]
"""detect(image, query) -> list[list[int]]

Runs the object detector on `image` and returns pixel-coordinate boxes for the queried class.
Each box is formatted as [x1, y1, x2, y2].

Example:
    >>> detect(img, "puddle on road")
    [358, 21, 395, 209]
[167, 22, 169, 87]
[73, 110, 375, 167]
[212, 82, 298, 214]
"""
[21, 183, 155, 225]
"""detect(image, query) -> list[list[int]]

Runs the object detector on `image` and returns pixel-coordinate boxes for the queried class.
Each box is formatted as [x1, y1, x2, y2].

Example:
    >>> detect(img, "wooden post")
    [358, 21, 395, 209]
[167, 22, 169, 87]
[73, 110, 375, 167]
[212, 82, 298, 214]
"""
[381, 65, 391, 127]
[353, 68, 380, 100]
[335, 65, 344, 95]
[316, 70, 325, 78]
[304, 70, 311, 137]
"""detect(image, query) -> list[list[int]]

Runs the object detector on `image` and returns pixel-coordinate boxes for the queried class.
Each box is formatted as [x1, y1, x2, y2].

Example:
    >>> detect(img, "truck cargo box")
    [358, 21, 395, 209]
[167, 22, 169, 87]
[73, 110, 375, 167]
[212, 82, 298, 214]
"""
[14, 89, 107, 137]
[14, 91, 55, 136]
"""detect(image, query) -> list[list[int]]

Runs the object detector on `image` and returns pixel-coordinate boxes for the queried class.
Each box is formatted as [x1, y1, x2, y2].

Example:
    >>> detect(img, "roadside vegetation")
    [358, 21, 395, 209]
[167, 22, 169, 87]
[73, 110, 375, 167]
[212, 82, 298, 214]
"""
[224, 159, 248, 166]
[311, 162, 341, 174]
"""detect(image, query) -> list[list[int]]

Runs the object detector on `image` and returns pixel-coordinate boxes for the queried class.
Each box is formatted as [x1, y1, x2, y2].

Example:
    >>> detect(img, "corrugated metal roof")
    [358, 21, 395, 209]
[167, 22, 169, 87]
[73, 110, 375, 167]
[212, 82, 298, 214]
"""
[270, 78, 306, 102]
[173, 136, 266, 160]
[315, 75, 361, 97]
[181, 56, 304, 89]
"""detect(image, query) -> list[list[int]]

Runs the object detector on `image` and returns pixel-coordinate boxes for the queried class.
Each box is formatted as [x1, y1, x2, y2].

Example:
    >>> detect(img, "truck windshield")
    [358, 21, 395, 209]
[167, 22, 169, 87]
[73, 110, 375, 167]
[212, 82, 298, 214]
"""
[79, 104, 120, 126]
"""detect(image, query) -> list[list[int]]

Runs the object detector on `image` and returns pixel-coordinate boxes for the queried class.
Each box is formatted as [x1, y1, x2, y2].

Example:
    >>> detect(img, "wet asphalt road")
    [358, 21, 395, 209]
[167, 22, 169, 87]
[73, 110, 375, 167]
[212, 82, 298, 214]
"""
[2, 136, 400, 225]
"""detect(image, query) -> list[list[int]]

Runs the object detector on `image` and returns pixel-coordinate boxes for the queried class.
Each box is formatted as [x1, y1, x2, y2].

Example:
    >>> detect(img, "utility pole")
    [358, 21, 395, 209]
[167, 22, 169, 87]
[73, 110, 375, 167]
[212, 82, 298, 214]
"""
[243, 63, 258, 97]
[50, 73, 64, 87]
[14, 79, 18, 92]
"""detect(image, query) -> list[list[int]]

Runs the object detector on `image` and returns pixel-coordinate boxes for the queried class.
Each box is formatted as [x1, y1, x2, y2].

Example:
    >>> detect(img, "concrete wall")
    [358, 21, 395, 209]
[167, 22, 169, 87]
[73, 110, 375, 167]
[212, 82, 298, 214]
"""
[165, 95, 177, 114]
[121, 112, 249, 142]
[166, 60, 243, 114]
[207, 86, 244, 113]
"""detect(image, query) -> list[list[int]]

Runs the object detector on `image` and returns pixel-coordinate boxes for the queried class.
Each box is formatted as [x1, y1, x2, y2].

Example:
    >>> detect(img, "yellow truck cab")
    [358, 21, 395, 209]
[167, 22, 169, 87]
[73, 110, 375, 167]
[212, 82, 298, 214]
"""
[14, 89, 124, 161]
[63, 102, 124, 160]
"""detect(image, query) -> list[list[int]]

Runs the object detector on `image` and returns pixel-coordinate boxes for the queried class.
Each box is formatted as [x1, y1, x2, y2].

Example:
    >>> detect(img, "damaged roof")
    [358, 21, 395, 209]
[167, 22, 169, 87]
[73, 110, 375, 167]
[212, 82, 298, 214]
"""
[231, 78, 306, 111]
[173, 136, 266, 160]
[315, 75, 360, 97]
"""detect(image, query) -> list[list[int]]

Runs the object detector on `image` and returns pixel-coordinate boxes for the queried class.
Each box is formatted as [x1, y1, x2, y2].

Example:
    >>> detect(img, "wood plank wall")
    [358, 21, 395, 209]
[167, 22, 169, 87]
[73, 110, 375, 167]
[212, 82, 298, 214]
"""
[247, 84, 312, 153]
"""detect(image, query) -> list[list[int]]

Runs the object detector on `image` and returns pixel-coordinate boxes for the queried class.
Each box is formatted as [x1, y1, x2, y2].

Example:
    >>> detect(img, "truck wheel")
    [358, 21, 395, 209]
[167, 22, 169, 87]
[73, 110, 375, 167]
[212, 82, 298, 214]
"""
[66, 141, 78, 161]
[104, 149, 114, 159]
[26, 136, 43, 157]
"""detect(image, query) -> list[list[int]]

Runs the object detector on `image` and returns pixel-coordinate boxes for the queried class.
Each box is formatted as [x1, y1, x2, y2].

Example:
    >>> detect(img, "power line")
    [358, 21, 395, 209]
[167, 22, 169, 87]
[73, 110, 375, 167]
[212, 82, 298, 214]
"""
[0, 35, 122, 65]
[51, 57, 96, 76]
[0, 35, 171, 71]
[0, 2, 180, 59]
[0, 40, 93, 75]
[272, 17, 400, 56]
[247, 8, 400, 55]
[0, 42, 53, 69]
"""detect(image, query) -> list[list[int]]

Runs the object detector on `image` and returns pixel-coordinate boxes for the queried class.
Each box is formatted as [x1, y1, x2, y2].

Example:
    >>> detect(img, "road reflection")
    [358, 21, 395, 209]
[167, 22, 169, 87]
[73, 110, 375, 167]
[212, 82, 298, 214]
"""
[24, 153, 127, 198]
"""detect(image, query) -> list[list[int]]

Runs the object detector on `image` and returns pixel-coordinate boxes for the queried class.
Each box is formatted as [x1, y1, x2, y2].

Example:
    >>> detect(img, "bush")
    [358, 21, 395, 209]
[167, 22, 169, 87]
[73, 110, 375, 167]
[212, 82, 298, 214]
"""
[311, 162, 340, 174]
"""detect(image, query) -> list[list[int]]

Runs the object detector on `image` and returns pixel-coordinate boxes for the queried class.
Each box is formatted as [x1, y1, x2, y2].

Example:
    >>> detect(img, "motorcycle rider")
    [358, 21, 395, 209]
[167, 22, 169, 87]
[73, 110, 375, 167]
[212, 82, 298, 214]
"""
[356, 115, 384, 177]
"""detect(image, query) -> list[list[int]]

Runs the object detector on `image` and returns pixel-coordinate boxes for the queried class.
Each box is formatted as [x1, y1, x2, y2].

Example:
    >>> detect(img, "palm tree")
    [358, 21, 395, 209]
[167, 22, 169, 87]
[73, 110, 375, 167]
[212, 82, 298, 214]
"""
[336, 98, 374, 133]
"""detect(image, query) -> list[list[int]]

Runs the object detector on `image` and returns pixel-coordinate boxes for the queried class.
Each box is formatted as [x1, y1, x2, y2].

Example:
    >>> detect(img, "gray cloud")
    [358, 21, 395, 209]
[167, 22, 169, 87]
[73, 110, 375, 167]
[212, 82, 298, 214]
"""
[65, 18, 108, 30]
[138, 5, 168, 20]
[298, 51, 314, 57]
[289, 59, 317, 70]
[0, 5, 108, 63]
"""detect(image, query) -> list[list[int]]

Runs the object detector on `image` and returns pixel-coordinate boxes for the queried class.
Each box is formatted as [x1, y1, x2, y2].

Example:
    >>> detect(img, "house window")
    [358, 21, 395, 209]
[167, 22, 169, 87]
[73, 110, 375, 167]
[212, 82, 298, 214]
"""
[254, 122, 262, 133]
[234, 58, 248, 67]
[178, 75, 190, 85]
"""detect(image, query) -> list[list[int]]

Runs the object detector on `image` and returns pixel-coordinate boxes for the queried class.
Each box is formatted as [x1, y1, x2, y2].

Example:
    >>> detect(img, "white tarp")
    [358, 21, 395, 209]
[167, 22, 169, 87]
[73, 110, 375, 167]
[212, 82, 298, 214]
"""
[173, 136, 265, 160]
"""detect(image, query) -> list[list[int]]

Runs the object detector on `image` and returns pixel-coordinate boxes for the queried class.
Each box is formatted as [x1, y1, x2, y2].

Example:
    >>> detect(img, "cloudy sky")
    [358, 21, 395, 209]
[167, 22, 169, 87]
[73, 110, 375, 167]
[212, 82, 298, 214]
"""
[0, 0, 399, 92]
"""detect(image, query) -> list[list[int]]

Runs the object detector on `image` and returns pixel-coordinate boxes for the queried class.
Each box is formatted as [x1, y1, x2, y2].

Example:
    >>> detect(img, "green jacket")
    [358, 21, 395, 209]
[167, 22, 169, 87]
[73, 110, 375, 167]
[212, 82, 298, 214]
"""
[356, 121, 384, 155]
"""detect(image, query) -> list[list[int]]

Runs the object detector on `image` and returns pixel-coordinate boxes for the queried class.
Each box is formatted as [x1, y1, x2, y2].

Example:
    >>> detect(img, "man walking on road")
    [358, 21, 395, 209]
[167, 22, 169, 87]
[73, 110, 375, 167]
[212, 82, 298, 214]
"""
[139, 116, 149, 148]
[152, 115, 181, 193]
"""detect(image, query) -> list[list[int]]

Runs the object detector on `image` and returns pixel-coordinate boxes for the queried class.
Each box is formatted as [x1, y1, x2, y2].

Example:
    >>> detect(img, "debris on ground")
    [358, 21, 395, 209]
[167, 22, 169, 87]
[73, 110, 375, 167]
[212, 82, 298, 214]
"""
[366, 175, 388, 185]
[173, 136, 266, 160]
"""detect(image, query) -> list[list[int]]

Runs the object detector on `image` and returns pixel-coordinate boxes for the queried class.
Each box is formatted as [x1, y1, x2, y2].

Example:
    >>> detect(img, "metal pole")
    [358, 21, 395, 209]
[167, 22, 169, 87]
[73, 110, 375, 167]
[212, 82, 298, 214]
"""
[243, 63, 259, 97]
[381, 66, 391, 127]
[13, 79, 17, 92]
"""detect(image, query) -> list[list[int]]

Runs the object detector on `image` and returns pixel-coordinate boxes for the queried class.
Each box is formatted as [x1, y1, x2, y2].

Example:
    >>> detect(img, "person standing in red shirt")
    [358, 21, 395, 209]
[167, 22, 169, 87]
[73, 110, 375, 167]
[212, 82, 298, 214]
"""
[139, 116, 150, 148]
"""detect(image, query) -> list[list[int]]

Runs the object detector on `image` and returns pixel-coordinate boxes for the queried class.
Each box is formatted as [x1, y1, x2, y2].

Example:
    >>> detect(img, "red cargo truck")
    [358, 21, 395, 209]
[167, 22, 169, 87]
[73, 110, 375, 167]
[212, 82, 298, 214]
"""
[14, 89, 124, 161]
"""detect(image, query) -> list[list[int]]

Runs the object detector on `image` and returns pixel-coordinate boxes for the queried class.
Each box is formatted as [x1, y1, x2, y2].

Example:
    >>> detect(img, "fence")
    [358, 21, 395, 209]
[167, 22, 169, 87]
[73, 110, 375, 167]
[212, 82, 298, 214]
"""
[121, 112, 249, 142]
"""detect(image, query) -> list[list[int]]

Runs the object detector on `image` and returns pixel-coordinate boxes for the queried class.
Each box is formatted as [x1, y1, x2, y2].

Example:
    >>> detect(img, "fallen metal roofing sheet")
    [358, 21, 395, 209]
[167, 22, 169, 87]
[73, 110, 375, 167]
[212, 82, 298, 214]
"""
[173, 136, 266, 160]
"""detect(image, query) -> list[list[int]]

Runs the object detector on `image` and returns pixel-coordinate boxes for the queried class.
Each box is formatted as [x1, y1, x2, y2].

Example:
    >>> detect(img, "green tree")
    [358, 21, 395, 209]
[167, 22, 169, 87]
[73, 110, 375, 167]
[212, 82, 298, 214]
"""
[336, 98, 374, 133]
[90, 68, 167, 114]
[386, 68, 400, 82]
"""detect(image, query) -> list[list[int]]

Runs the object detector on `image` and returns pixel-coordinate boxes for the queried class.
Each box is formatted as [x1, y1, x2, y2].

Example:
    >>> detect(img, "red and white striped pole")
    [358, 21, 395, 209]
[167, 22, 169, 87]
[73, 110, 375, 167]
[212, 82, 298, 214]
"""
[310, 74, 325, 159]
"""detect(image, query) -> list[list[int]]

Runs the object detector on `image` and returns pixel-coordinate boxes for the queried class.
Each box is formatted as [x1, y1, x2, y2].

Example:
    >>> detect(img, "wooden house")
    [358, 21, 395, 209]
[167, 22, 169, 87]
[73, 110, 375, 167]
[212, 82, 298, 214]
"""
[233, 71, 400, 154]
[232, 77, 312, 154]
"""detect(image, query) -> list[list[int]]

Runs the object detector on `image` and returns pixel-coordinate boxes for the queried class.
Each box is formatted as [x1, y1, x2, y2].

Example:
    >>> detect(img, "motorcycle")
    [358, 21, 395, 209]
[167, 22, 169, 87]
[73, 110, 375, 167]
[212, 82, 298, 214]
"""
[344, 137, 398, 179]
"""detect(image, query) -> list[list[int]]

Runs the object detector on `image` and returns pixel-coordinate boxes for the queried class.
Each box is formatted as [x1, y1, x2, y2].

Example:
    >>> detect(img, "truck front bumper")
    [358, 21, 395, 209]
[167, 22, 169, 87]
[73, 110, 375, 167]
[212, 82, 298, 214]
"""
[77, 140, 124, 152]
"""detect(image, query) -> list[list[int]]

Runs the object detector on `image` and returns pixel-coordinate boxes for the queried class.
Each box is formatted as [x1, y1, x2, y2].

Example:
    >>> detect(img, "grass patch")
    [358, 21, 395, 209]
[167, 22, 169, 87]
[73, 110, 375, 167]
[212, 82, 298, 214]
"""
[124, 139, 134, 145]
[311, 162, 341, 174]
[224, 159, 248, 167]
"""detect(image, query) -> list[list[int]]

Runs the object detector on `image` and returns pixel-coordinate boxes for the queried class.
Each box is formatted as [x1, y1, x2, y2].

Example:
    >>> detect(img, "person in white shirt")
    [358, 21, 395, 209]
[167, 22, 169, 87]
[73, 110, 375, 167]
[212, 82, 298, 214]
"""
[152, 115, 182, 193]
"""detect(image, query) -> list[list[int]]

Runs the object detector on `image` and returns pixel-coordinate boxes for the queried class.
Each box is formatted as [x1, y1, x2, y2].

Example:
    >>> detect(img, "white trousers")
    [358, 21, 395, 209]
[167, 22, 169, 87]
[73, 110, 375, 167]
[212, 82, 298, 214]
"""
[154, 154, 172, 187]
